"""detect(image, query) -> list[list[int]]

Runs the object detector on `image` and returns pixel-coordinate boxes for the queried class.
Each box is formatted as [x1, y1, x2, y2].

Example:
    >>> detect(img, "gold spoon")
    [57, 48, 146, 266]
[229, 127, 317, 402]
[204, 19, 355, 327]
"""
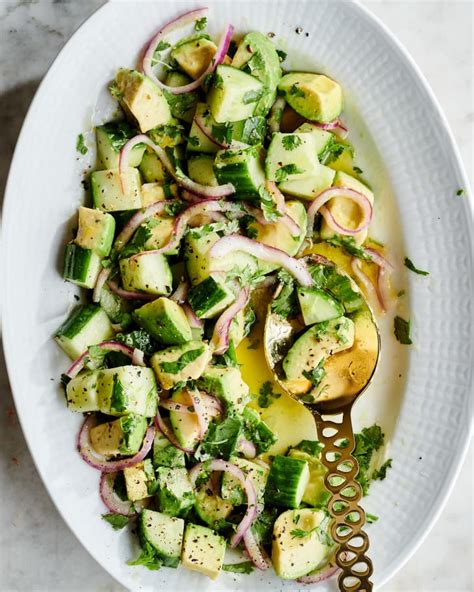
[264, 254, 380, 592]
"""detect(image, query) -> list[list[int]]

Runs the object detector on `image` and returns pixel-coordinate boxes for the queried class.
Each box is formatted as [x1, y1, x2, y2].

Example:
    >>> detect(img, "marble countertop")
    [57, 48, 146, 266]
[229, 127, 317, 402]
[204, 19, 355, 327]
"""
[0, 1, 472, 591]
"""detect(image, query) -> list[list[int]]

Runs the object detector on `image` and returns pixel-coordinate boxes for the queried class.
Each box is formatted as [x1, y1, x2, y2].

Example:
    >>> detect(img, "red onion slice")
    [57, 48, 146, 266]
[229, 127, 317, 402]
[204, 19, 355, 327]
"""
[212, 287, 250, 355]
[187, 387, 209, 439]
[154, 406, 194, 453]
[237, 437, 257, 459]
[160, 399, 194, 414]
[243, 528, 272, 570]
[364, 247, 394, 270]
[210, 234, 314, 287]
[107, 279, 157, 302]
[120, 135, 235, 198]
[143, 23, 234, 95]
[65, 340, 146, 379]
[310, 119, 348, 139]
[78, 416, 155, 473]
[306, 186, 373, 238]
[114, 200, 170, 252]
[264, 181, 301, 236]
[297, 565, 339, 584]
[100, 472, 136, 516]
[170, 277, 188, 304]
[200, 392, 224, 414]
[93, 267, 112, 303]
[182, 303, 204, 330]
[351, 258, 383, 314]
[188, 459, 257, 547]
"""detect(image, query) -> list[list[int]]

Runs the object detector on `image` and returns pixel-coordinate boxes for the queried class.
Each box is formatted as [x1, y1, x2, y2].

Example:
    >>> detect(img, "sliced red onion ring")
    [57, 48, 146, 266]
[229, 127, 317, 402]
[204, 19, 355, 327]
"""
[143, 19, 233, 95]
[212, 287, 250, 355]
[264, 181, 301, 236]
[237, 437, 257, 459]
[120, 135, 235, 199]
[187, 387, 209, 439]
[107, 279, 157, 302]
[243, 528, 272, 570]
[114, 200, 170, 252]
[377, 265, 393, 313]
[268, 96, 286, 134]
[78, 416, 155, 473]
[93, 267, 112, 303]
[65, 340, 146, 379]
[210, 235, 314, 287]
[310, 119, 348, 139]
[351, 258, 383, 314]
[100, 472, 137, 516]
[182, 303, 204, 330]
[189, 459, 257, 547]
[364, 247, 394, 270]
[170, 277, 188, 304]
[297, 565, 339, 584]
[306, 186, 373, 238]
[200, 392, 224, 414]
[154, 406, 194, 453]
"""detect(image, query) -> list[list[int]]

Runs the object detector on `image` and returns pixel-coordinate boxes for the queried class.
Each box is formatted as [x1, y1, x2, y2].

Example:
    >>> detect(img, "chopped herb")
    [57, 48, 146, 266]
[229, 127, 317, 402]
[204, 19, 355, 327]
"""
[242, 88, 263, 105]
[353, 425, 385, 496]
[155, 40, 171, 52]
[243, 51, 266, 77]
[290, 526, 332, 546]
[223, 562, 255, 574]
[163, 89, 198, 120]
[366, 512, 379, 523]
[188, 135, 200, 147]
[302, 359, 326, 388]
[353, 166, 364, 174]
[108, 81, 123, 101]
[274, 163, 304, 182]
[372, 458, 392, 481]
[257, 381, 281, 408]
[397, 290, 406, 297]
[160, 347, 205, 374]
[276, 49, 287, 62]
[195, 417, 243, 460]
[289, 84, 306, 98]
[128, 541, 162, 570]
[101, 513, 129, 530]
[115, 329, 157, 355]
[258, 185, 282, 222]
[211, 122, 233, 145]
[394, 316, 412, 345]
[456, 188, 465, 196]
[294, 439, 323, 456]
[282, 134, 302, 151]
[404, 257, 429, 276]
[325, 236, 372, 261]
[251, 507, 279, 546]
[194, 16, 207, 31]
[271, 269, 297, 317]
[319, 138, 353, 165]
[163, 199, 186, 217]
[213, 73, 224, 89]
[76, 133, 88, 155]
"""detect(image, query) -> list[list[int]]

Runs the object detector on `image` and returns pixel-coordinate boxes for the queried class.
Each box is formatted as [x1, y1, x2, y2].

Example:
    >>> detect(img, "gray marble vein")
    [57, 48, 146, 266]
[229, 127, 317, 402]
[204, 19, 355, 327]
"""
[0, 1, 472, 591]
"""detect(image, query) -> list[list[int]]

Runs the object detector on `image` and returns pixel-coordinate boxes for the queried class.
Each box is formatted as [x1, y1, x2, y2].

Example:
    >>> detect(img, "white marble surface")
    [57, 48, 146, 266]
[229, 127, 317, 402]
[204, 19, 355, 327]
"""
[0, 1, 472, 591]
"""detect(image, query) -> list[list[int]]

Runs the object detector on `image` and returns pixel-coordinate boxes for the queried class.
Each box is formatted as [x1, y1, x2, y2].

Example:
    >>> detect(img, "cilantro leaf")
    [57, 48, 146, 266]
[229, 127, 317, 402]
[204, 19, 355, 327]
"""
[394, 316, 412, 345]
[290, 526, 332, 546]
[294, 439, 323, 456]
[404, 257, 429, 276]
[271, 270, 297, 317]
[302, 359, 326, 388]
[223, 562, 255, 574]
[353, 425, 385, 495]
[366, 513, 379, 524]
[258, 185, 282, 223]
[282, 134, 302, 151]
[257, 381, 281, 408]
[194, 16, 207, 31]
[242, 88, 263, 105]
[289, 84, 306, 98]
[195, 417, 243, 460]
[101, 513, 129, 530]
[163, 199, 187, 217]
[274, 163, 304, 182]
[115, 329, 157, 355]
[251, 507, 279, 546]
[163, 89, 198, 120]
[160, 347, 205, 374]
[211, 122, 233, 145]
[325, 236, 373, 261]
[456, 188, 465, 196]
[319, 137, 353, 165]
[276, 49, 287, 62]
[76, 133, 88, 155]
[128, 541, 162, 570]
[353, 166, 364, 174]
[372, 458, 392, 481]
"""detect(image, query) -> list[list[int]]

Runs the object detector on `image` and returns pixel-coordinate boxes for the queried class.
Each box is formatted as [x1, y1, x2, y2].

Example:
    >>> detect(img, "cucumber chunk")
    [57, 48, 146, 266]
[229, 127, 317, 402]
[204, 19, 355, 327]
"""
[197, 366, 250, 414]
[187, 103, 220, 154]
[214, 145, 265, 199]
[266, 132, 319, 183]
[207, 65, 264, 123]
[134, 297, 192, 345]
[297, 287, 344, 325]
[124, 459, 155, 502]
[55, 304, 113, 359]
[139, 151, 168, 182]
[221, 456, 269, 505]
[156, 467, 195, 518]
[91, 167, 142, 212]
[65, 371, 100, 412]
[96, 122, 146, 170]
[188, 274, 235, 319]
[187, 154, 218, 186]
[139, 509, 185, 568]
[288, 449, 328, 507]
[63, 243, 102, 289]
[119, 252, 173, 296]
[265, 455, 310, 508]
[181, 523, 226, 580]
[279, 164, 335, 200]
[194, 486, 233, 528]
[75, 207, 115, 257]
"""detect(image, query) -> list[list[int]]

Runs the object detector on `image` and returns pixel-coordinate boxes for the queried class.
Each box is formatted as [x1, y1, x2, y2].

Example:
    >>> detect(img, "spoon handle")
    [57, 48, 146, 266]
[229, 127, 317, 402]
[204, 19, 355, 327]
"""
[313, 408, 374, 592]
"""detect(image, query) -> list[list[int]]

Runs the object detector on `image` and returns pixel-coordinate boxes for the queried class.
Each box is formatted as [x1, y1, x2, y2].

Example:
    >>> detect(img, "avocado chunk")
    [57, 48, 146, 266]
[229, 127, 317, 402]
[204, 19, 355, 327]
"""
[97, 365, 158, 417]
[207, 64, 264, 123]
[187, 103, 220, 154]
[156, 467, 195, 517]
[113, 68, 172, 132]
[171, 34, 217, 79]
[188, 274, 235, 319]
[55, 304, 114, 360]
[295, 122, 335, 157]
[221, 456, 269, 505]
[242, 407, 278, 454]
[181, 523, 226, 579]
[297, 287, 344, 325]
[194, 485, 233, 529]
[139, 509, 185, 568]
[95, 121, 146, 170]
[288, 449, 328, 507]
[197, 366, 250, 413]
[75, 207, 115, 257]
[91, 167, 142, 212]
[168, 388, 202, 450]
[65, 371, 100, 413]
[272, 509, 332, 579]
[89, 413, 148, 456]
[141, 182, 178, 206]
[119, 252, 173, 296]
[63, 244, 102, 290]
[123, 459, 155, 502]
[278, 164, 335, 200]
[266, 132, 319, 183]
[319, 170, 374, 245]
[134, 298, 192, 345]
[279, 73, 343, 123]
[151, 341, 212, 390]
[232, 31, 282, 116]
[265, 455, 310, 508]
[153, 431, 186, 469]
[214, 145, 266, 199]
[248, 200, 307, 258]
[283, 317, 355, 393]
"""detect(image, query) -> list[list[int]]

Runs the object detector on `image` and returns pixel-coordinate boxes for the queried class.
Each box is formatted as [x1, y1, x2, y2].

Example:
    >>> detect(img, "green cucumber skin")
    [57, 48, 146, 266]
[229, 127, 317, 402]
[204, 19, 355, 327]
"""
[265, 455, 308, 508]
[63, 244, 94, 283]
[188, 277, 229, 318]
[55, 304, 101, 339]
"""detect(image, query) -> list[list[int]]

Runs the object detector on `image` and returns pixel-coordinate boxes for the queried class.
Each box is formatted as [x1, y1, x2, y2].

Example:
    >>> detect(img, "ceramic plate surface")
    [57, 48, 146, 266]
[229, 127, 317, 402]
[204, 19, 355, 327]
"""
[2, 0, 472, 590]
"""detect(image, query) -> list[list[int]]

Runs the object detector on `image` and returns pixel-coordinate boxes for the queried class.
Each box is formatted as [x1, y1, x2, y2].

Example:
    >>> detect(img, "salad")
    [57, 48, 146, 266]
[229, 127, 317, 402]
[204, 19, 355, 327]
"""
[56, 8, 396, 584]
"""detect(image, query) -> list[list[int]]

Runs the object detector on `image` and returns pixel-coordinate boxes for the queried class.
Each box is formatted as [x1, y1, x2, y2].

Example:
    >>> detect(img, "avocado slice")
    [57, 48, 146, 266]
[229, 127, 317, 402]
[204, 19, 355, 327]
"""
[75, 207, 115, 257]
[89, 413, 148, 456]
[194, 486, 233, 529]
[181, 523, 226, 579]
[171, 34, 217, 79]
[134, 297, 192, 345]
